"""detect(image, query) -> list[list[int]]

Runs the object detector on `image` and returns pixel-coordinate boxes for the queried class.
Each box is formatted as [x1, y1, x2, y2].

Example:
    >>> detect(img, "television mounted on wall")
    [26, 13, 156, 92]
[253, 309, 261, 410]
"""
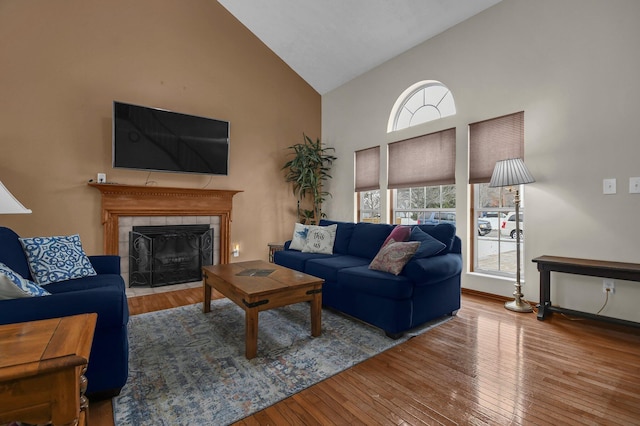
[112, 101, 229, 175]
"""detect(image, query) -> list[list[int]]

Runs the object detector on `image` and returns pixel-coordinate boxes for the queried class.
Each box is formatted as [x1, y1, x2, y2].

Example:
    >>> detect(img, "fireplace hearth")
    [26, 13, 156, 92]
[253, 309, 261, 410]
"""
[129, 224, 213, 287]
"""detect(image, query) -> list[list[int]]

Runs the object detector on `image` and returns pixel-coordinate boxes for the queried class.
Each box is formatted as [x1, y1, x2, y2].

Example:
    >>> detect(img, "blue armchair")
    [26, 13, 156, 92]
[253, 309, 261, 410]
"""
[0, 227, 129, 399]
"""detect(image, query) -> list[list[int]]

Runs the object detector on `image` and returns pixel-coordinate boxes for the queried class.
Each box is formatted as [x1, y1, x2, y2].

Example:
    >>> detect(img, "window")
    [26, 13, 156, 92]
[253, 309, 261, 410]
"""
[393, 185, 456, 225]
[474, 183, 524, 275]
[365, 81, 456, 226]
[469, 112, 525, 276]
[355, 147, 381, 222]
[388, 80, 456, 132]
[359, 190, 381, 223]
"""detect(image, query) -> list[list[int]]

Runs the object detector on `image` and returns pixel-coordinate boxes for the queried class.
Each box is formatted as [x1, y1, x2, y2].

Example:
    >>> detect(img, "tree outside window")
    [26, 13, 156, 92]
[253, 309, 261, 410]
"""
[359, 190, 381, 223]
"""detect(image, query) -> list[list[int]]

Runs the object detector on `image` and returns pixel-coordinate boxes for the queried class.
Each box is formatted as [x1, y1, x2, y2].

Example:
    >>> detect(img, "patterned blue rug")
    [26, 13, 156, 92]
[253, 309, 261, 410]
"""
[113, 298, 450, 425]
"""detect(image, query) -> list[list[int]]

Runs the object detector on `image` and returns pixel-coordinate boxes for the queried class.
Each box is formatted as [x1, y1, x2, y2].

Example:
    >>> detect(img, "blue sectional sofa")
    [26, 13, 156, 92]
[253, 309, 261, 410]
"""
[0, 227, 129, 399]
[274, 219, 462, 337]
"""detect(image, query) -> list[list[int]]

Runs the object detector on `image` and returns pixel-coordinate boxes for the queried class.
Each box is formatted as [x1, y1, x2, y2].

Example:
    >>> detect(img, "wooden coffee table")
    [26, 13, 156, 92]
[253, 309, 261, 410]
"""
[203, 260, 323, 359]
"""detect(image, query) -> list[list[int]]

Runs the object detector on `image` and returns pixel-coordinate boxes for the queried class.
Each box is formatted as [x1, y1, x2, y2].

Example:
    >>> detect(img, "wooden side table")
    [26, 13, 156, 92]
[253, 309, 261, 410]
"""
[267, 242, 285, 263]
[0, 313, 97, 426]
[532, 255, 640, 328]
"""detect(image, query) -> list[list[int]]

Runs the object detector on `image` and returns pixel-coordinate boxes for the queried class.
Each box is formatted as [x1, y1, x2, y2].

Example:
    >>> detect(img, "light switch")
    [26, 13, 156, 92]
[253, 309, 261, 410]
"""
[603, 178, 616, 195]
[630, 177, 640, 194]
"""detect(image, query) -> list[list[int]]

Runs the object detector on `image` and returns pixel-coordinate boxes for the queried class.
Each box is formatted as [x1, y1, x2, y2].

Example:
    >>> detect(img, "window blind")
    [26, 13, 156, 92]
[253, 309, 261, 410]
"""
[387, 128, 456, 189]
[469, 111, 524, 184]
[354, 146, 380, 192]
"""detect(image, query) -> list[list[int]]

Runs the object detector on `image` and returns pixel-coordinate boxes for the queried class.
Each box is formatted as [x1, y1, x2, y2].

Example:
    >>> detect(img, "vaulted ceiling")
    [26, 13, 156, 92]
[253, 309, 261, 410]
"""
[218, 0, 503, 94]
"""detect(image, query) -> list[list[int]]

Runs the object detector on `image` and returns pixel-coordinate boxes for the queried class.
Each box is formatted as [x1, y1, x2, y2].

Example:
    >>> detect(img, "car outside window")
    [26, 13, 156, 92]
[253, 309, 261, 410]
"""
[473, 183, 525, 276]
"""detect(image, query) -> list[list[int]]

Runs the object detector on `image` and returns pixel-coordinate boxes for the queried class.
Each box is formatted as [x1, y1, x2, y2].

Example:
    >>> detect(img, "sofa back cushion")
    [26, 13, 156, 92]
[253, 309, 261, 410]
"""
[0, 227, 31, 280]
[319, 219, 356, 255]
[415, 223, 457, 254]
[347, 222, 394, 259]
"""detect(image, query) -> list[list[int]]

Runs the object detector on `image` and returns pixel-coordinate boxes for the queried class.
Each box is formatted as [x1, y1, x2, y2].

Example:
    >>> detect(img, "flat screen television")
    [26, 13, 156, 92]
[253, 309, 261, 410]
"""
[112, 101, 229, 175]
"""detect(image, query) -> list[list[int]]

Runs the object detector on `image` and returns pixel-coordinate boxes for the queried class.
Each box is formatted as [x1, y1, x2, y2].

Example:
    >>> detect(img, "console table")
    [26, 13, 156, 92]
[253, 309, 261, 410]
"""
[532, 255, 640, 328]
[0, 313, 97, 426]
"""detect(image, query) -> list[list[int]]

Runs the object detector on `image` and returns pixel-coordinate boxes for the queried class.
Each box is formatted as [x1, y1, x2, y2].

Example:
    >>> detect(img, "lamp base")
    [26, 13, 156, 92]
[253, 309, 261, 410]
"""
[504, 298, 533, 313]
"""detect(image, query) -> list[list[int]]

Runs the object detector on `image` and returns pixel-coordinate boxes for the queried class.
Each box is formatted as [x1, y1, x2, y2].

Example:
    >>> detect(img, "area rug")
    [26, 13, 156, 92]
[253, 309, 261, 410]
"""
[113, 299, 451, 425]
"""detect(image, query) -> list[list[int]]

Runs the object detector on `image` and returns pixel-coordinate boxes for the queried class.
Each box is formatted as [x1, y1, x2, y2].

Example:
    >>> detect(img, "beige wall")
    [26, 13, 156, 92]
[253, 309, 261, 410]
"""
[322, 0, 640, 322]
[0, 0, 320, 261]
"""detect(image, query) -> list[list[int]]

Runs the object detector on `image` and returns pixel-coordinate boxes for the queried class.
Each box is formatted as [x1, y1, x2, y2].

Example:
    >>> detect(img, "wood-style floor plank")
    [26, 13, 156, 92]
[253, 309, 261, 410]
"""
[89, 288, 640, 426]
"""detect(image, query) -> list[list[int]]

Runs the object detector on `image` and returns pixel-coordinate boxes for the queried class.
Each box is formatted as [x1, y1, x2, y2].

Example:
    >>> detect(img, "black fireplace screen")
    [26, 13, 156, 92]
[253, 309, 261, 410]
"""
[129, 224, 213, 287]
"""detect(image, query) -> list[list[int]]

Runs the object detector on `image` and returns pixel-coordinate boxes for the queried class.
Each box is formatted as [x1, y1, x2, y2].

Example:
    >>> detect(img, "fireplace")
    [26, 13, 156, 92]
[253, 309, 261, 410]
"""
[89, 183, 242, 289]
[129, 224, 213, 287]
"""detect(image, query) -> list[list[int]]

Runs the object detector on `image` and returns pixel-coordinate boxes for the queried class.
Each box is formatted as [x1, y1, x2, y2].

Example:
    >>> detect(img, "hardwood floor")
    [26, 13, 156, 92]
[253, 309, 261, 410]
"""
[90, 288, 640, 425]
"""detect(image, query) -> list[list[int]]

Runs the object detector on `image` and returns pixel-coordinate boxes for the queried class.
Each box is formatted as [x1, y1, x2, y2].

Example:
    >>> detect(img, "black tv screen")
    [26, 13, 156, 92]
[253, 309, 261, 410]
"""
[112, 101, 229, 175]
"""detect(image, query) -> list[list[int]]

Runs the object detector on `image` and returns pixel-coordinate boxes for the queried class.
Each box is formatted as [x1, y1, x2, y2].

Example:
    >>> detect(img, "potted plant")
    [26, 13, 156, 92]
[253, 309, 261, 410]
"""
[282, 134, 336, 224]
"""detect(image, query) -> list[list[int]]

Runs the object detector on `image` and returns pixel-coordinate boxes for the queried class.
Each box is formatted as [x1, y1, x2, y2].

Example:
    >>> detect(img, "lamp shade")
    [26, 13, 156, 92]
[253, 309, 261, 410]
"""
[489, 158, 535, 188]
[0, 180, 32, 214]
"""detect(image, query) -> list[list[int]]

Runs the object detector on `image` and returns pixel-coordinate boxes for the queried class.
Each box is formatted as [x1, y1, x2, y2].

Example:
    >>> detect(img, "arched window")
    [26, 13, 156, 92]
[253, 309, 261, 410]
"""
[387, 80, 456, 132]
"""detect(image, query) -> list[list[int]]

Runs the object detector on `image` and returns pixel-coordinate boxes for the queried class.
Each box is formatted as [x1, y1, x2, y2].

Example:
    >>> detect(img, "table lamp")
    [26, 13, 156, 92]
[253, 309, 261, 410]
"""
[0, 179, 32, 214]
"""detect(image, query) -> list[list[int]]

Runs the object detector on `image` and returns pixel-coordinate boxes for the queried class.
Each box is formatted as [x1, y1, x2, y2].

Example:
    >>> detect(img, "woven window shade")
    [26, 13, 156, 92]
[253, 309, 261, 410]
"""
[388, 128, 456, 189]
[469, 111, 524, 184]
[355, 146, 380, 192]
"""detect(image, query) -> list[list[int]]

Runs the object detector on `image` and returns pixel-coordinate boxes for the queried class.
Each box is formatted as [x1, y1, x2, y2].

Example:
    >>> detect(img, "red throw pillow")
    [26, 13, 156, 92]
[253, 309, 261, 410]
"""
[382, 225, 411, 247]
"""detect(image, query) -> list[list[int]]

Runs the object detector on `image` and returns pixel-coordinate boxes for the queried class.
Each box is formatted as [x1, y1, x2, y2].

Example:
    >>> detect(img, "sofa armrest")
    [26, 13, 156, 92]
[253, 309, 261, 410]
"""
[0, 286, 129, 329]
[89, 255, 121, 275]
[403, 253, 463, 284]
[451, 236, 462, 254]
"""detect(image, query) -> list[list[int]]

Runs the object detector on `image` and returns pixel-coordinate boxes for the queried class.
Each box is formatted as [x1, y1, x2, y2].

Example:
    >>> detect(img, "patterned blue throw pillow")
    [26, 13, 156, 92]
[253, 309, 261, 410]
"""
[0, 262, 51, 299]
[19, 234, 97, 285]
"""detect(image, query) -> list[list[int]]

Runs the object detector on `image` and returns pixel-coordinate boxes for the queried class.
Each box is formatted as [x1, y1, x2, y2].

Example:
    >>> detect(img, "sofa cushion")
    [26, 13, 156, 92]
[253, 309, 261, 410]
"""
[369, 240, 419, 275]
[415, 223, 457, 253]
[45, 273, 126, 294]
[43, 276, 128, 328]
[302, 224, 337, 254]
[409, 227, 446, 258]
[319, 219, 355, 255]
[0, 227, 32, 280]
[337, 266, 414, 300]
[0, 275, 129, 329]
[347, 222, 394, 259]
[273, 249, 335, 272]
[305, 255, 370, 282]
[0, 262, 50, 300]
[19, 234, 97, 285]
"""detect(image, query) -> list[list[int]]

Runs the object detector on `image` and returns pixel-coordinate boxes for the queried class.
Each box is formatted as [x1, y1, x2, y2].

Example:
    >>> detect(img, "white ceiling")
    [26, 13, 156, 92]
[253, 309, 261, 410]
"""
[218, 0, 503, 94]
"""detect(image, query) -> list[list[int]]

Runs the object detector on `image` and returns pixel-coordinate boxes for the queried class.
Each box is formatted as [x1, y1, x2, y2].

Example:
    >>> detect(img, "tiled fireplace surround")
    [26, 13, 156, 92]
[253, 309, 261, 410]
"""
[119, 215, 220, 296]
[89, 183, 241, 297]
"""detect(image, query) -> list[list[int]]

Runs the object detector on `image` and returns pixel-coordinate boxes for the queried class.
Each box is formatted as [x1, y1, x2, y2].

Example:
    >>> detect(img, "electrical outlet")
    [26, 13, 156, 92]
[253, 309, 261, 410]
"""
[603, 279, 615, 294]
[603, 178, 616, 194]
